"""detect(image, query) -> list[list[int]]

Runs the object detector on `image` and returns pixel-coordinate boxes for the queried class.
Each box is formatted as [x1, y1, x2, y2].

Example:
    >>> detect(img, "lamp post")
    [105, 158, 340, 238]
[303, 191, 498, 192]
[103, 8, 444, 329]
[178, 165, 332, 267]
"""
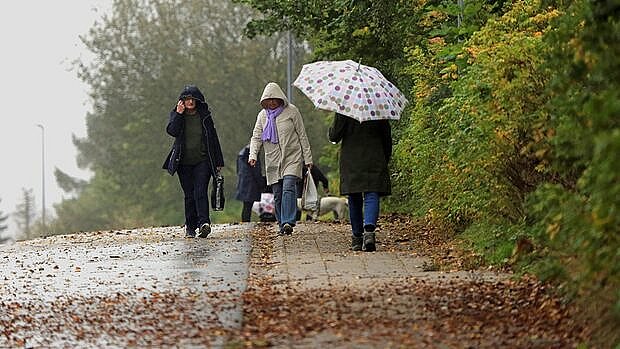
[36, 124, 45, 229]
[287, 30, 293, 103]
[457, 0, 464, 28]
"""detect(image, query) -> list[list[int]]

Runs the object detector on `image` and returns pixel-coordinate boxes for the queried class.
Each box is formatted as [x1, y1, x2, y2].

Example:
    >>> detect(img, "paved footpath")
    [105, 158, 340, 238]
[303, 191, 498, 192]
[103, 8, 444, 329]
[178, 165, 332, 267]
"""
[242, 220, 590, 349]
[267, 221, 505, 291]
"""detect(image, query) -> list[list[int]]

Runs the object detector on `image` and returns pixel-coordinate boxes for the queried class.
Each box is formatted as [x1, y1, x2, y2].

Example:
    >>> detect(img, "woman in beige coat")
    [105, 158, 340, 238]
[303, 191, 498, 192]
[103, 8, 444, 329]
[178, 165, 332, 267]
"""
[248, 82, 313, 235]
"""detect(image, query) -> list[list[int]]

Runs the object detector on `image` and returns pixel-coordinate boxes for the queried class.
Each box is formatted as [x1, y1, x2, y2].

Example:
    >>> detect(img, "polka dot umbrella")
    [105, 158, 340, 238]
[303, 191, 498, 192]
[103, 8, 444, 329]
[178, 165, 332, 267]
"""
[293, 60, 409, 122]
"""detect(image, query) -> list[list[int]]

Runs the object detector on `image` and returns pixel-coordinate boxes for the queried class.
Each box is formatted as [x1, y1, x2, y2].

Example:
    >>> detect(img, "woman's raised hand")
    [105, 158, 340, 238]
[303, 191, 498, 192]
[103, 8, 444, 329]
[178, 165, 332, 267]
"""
[176, 100, 185, 114]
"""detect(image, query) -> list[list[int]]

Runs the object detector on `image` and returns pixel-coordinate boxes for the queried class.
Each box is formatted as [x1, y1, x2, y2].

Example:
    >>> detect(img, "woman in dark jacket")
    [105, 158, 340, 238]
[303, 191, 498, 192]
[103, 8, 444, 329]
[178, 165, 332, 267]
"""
[163, 85, 224, 238]
[328, 113, 392, 251]
[235, 144, 265, 222]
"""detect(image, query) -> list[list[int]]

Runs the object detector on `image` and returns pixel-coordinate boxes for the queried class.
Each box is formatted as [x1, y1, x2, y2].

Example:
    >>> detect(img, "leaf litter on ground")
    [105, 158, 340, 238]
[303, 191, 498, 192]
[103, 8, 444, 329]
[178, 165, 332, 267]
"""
[235, 215, 592, 348]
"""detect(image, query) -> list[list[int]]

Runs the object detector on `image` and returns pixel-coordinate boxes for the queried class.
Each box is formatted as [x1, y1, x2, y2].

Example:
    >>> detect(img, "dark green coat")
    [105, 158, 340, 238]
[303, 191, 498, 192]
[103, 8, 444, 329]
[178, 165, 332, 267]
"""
[328, 113, 392, 196]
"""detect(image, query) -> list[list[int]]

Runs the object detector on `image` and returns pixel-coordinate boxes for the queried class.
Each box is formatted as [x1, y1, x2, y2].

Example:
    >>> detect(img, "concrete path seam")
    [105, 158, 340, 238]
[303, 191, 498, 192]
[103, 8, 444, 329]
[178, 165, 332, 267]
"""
[313, 235, 332, 286]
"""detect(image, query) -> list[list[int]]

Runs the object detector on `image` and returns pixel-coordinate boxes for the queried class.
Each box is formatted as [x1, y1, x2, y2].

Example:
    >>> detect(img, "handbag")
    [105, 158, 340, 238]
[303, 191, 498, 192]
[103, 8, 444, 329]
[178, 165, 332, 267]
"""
[162, 142, 181, 176]
[301, 168, 319, 211]
[211, 169, 225, 211]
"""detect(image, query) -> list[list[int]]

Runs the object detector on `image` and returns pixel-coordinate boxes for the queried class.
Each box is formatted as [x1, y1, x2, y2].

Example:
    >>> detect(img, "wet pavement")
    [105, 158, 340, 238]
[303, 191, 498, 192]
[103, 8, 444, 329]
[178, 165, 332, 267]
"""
[2, 221, 573, 349]
[265, 221, 506, 291]
[0, 224, 252, 348]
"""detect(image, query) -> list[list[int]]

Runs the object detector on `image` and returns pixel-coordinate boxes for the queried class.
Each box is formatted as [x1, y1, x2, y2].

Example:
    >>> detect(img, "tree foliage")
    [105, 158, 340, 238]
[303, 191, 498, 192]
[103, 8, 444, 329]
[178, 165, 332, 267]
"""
[525, 1, 620, 343]
[0, 198, 8, 234]
[0, 201, 9, 244]
[55, 168, 88, 195]
[14, 188, 36, 240]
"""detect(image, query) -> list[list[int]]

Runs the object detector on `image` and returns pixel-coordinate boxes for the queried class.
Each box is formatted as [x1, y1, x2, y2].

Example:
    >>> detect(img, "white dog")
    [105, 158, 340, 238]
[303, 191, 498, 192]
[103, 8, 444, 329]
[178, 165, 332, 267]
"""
[297, 196, 349, 221]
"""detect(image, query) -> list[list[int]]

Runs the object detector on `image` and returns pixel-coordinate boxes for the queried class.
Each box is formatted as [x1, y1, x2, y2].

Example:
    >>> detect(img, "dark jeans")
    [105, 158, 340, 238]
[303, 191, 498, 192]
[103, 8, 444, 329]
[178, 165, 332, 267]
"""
[348, 192, 380, 237]
[177, 160, 212, 230]
[241, 201, 253, 222]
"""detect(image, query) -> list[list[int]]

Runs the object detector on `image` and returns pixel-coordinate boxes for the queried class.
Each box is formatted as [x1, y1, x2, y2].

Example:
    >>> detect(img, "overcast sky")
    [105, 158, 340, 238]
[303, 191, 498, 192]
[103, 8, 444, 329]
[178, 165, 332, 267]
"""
[0, 1, 112, 236]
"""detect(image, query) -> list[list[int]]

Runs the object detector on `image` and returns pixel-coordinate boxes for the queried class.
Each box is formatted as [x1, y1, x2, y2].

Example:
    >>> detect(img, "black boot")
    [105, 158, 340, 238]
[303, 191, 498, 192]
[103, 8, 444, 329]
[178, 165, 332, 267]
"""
[362, 232, 375, 251]
[351, 236, 363, 251]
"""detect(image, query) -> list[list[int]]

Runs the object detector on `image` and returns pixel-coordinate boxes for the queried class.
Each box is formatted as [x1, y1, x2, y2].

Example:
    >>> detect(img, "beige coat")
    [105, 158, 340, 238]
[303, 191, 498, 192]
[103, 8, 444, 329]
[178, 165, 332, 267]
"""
[249, 82, 313, 185]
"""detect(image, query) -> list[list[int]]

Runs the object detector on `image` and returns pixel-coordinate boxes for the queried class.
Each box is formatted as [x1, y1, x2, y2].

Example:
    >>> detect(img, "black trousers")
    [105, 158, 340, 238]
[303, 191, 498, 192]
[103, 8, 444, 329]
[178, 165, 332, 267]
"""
[241, 201, 253, 222]
[177, 160, 212, 230]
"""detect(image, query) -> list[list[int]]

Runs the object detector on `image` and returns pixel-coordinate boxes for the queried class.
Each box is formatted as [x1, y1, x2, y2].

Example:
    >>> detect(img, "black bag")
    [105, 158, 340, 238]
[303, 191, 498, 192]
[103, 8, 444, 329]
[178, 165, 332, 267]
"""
[211, 170, 225, 211]
[162, 142, 181, 176]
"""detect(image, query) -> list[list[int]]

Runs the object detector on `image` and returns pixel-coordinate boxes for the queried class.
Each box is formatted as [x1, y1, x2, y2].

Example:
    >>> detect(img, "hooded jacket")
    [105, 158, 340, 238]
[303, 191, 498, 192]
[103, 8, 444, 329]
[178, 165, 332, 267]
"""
[162, 85, 224, 175]
[249, 82, 313, 185]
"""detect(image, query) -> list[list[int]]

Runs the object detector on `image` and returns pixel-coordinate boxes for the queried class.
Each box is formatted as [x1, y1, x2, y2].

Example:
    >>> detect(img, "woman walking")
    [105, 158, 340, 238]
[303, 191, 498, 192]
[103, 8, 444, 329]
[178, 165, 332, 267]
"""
[329, 113, 392, 251]
[163, 85, 224, 238]
[248, 82, 313, 235]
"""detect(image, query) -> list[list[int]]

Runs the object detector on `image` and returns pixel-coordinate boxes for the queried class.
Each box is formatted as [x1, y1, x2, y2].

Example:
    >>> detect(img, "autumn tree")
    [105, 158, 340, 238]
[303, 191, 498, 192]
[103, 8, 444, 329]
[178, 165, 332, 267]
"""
[0, 200, 7, 230]
[0, 198, 8, 243]
[14, 188, 36, 240]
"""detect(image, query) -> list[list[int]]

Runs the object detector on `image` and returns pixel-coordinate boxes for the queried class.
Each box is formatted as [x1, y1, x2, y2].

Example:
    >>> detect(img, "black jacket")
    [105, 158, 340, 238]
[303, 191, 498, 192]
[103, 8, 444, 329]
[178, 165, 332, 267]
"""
[235, 145, 265, 202]
[328, 113, 391, 196]
[162, 85, 224, 175]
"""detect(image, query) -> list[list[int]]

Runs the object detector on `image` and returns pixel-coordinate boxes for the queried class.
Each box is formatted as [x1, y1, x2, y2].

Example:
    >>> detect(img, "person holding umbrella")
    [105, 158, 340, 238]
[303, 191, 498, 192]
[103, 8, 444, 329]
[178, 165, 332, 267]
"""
[292, 60, 406, 250]
[248, 82, 313, 236]
[329, 113, 392, 251]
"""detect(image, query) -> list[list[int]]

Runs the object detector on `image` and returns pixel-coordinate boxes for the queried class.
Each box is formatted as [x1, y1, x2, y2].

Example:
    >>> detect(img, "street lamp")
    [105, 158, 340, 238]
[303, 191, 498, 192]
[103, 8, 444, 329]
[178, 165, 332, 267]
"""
[36, 124, 45, 229]
[457, 0, 464, 28]
[287, 30, 294, 104]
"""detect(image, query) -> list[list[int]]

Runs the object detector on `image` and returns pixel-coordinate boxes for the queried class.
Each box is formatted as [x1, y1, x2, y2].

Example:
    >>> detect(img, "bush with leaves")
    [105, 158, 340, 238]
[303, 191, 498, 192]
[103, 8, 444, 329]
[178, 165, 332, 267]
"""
[525, 1, 620, 344]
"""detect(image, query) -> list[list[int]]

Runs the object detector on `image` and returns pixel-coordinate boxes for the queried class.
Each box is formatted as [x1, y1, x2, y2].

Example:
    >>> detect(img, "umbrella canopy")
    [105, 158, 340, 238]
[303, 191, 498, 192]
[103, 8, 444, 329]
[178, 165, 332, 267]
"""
[293, 60, 409, 122]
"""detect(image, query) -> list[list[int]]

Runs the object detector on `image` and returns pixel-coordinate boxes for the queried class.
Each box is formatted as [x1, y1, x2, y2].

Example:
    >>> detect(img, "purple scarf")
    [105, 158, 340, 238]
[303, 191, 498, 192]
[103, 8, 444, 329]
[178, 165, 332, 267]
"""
[261, 105, 284, 144]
